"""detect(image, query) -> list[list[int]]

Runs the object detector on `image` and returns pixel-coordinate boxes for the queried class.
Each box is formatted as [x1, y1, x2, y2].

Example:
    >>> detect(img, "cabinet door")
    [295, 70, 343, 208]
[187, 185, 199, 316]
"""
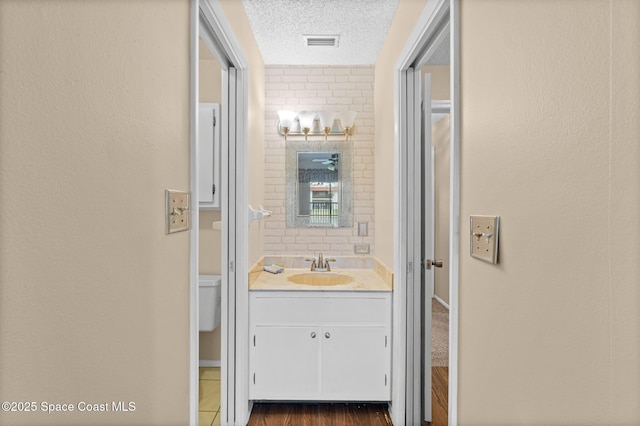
[198, 103, 220, 208]
[321, 325, 390, 400]
[250, 326, 320, 400]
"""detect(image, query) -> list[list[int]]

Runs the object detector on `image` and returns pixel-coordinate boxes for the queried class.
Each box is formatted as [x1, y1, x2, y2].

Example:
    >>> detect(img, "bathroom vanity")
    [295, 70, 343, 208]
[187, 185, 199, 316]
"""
[249, 269, 392, 401]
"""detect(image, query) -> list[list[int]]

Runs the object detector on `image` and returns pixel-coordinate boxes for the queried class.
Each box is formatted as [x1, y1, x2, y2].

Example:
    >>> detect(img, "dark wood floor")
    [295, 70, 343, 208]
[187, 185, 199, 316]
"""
[247, 367, 448, 426]
[424, 367, 449, 426]
[247, 402, 392, 426]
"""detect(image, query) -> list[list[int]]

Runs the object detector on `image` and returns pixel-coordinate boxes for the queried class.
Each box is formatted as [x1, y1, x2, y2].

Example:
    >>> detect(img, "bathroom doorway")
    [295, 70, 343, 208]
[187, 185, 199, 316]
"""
[197, 29, 225, 426]
[421, 72, 451, 425]
[190, 1, 251, 425]
[393, 0, 459, 424]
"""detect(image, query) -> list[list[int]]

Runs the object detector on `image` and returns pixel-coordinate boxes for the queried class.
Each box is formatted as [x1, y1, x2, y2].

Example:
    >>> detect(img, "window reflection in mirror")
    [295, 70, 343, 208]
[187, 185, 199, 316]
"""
[285, 141, 353, 228]
[297, 153, 340, 225]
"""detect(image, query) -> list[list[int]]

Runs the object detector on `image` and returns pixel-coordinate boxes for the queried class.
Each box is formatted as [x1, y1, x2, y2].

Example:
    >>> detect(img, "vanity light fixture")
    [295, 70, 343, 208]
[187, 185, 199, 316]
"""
[317, 110, 337, 141]
[297, 111, 317, 141]
[276, 109, 357, 141]
[337, 110, 357, 141]
[277, 110, 297, 140]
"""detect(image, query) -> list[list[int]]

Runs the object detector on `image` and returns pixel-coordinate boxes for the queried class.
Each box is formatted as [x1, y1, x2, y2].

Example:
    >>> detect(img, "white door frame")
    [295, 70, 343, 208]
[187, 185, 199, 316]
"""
[392, 0, 460, 424]
[190, 1, 250, 425]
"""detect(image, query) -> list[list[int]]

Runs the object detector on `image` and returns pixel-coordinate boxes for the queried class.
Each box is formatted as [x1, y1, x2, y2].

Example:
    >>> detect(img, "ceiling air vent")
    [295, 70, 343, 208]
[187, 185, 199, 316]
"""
[303, 35, 340, 48]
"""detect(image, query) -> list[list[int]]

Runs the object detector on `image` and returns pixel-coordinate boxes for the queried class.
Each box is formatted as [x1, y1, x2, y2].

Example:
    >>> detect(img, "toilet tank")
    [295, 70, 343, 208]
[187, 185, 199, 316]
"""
[199, 274, 221, 332]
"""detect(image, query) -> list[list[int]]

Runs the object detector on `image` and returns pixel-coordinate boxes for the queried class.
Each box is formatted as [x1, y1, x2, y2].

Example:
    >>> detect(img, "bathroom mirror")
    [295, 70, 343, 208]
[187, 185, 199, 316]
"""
[285, 140, 353, 228]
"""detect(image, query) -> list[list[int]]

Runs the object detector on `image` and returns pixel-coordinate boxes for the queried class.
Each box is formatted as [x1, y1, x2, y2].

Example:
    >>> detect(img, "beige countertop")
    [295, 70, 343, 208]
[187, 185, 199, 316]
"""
[250, 268, 392, 292]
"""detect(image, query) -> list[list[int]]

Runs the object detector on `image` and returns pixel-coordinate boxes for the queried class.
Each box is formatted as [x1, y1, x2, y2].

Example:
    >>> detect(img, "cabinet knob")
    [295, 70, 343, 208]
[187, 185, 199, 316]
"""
[310, 332, 316, 339]
[325, 332, 331, 339]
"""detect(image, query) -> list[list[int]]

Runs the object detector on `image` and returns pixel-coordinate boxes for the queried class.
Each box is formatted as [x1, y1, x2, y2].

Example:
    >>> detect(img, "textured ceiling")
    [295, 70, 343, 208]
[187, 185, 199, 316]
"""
[241, 0, 400, 65]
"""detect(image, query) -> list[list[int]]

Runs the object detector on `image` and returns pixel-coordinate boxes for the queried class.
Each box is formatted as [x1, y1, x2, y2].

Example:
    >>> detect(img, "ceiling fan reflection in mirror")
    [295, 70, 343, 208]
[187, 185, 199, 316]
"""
[312, 153, 339, 170]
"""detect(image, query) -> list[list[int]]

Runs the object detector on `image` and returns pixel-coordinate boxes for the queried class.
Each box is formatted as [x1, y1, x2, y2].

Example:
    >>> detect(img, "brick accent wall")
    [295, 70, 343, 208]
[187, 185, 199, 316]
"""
[264, 66, 375, 256]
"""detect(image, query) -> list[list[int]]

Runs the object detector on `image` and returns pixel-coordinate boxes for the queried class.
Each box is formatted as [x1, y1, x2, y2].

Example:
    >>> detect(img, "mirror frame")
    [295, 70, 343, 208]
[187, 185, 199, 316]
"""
[285, 140, 353, 228]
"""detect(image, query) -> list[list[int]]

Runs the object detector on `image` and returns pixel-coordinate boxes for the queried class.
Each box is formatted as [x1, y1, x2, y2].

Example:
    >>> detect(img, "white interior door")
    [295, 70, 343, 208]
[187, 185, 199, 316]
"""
[421, 73, 434, 422]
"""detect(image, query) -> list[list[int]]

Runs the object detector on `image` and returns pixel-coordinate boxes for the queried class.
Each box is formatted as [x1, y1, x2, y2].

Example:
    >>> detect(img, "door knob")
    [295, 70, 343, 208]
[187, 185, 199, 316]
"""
[424, 259, 444, 269]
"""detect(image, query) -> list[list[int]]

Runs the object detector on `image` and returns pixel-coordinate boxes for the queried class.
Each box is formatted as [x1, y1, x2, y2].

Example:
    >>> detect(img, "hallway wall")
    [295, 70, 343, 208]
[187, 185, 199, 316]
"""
[458, 0, 640, 424]
[0, 1, 191, 424]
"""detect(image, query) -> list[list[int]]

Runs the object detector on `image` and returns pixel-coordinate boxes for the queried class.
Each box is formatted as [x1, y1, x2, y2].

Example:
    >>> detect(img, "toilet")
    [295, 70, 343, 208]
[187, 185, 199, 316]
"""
[198, 274, 221, 331]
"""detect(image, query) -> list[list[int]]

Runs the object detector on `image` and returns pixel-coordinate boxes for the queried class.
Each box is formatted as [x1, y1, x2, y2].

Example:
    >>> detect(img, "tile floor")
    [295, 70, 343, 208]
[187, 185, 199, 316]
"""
[199, 367, 221, 426]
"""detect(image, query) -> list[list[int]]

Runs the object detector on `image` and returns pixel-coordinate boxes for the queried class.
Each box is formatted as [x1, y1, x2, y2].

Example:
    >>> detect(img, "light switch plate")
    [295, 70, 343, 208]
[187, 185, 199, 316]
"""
[166, 189, 190, 234]
[470, 216, 499, 263]
[357, 222, 368, 236]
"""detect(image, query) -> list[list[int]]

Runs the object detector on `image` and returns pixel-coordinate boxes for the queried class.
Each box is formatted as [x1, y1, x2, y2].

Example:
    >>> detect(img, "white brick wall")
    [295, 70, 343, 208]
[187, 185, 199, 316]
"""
[264, 66, 375, 256]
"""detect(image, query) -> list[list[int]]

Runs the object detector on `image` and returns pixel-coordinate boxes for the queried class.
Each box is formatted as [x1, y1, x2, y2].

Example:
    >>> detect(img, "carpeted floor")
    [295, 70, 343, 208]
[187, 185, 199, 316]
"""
[432, 299, 449, 367]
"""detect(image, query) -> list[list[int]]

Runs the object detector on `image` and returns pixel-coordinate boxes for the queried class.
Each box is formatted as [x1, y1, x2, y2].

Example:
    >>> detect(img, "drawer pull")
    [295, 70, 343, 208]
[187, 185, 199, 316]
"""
[311, 332, 316, 339]
[325, 332, 331, 339]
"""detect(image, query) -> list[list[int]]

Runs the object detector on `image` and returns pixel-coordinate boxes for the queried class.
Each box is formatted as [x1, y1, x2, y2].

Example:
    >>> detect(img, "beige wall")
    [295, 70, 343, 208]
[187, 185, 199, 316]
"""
[423, 65, 450, 100]
[263, 65, 375, 256]
[198, 39, 223, 362]
[199, 38, 223, 105]
[459, 0, 640, 424]
[218, 0, 266, 270]
[0, 1, 191, 425]
[374, 0, 429, 269]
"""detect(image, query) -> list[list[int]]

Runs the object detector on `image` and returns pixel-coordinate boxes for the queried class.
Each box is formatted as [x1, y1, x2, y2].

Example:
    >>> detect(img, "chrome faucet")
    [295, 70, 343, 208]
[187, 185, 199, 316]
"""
[305, 253, 336, 272]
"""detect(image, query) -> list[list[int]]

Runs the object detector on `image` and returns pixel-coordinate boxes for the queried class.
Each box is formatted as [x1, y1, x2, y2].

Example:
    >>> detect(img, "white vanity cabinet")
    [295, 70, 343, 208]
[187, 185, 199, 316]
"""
[198, 103, 220, 209]
[249, 292, 391, 401]
[251, 326, 321, 399]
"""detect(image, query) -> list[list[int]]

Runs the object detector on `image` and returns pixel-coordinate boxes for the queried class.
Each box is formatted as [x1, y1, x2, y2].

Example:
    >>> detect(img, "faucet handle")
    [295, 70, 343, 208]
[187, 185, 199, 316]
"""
[325, 258, 336, 271]
[305, 257, 317, 271]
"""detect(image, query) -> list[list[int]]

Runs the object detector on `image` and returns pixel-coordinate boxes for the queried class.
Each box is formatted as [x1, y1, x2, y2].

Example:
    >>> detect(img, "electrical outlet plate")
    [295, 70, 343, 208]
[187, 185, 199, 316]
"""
[470, 216, 499, 263]
[354, 244, 370, 254]
[166, 190, 190, 234]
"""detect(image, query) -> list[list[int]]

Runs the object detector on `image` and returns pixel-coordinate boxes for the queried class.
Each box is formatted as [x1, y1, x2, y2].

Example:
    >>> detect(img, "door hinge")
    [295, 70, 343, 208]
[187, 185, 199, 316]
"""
[385, 335, 388, 348]
[253, 335, 256, 347]
[212, 184, 216, 196]
[407, 261, 413, 273]
[253, 373, 256, 385]
[385, 374, 387, 386]
[213, 113, 216, 127]
[229, 261, 235, 272]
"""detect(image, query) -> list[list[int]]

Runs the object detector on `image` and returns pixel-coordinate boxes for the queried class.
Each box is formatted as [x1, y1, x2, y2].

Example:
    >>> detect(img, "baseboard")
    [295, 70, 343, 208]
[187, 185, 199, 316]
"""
[388, 401, 396, 425]
[433, 295, 449, 310]
[199, 360, 221, 368]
